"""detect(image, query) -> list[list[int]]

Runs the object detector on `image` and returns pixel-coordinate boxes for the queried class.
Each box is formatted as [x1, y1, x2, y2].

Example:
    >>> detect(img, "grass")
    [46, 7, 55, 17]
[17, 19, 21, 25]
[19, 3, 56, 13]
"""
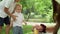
[23, 25, 33, 34]
[1, 25, 32, 34]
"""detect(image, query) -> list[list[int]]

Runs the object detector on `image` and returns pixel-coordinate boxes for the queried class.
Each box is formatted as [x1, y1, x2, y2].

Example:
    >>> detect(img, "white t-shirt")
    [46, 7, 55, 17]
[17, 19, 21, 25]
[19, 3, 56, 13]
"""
[0, 0, 16, 18]
[55, 0, 60, 4]
[11, 12, 24, 27]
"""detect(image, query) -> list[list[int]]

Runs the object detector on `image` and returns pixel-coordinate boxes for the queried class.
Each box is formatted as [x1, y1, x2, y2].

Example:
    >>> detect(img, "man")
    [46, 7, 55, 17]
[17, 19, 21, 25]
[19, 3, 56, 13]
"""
[0, 0, 19, 34]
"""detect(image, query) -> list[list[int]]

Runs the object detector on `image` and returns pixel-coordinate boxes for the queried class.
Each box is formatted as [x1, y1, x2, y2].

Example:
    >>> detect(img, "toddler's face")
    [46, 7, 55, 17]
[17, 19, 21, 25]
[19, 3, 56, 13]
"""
[15, 6, 22, 13]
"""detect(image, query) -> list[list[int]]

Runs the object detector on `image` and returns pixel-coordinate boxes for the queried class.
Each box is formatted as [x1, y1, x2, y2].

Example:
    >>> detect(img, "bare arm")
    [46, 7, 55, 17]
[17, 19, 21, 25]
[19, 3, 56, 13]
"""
[10, 20, 13, 28]
[10, 18, 14, 28]
[4, 7, 16, 21]
[4, 7, 13, 17]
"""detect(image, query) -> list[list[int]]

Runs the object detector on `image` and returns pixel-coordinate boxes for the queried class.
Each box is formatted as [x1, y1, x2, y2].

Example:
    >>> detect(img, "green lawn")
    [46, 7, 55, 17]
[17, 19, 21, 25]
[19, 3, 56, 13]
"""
[2, 25, 32, 34]
[23, 25, 33, 34]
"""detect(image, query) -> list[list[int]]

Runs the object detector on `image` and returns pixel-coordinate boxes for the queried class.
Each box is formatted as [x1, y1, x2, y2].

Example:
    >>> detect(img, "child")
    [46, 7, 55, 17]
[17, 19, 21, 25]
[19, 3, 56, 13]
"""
[11, 4, 26, 34]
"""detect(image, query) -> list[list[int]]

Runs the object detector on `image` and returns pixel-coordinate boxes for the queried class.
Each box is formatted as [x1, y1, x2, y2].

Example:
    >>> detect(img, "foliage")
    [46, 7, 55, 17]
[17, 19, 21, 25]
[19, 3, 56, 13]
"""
[0, 0, 53, 22]
[20, 0, 53, 23]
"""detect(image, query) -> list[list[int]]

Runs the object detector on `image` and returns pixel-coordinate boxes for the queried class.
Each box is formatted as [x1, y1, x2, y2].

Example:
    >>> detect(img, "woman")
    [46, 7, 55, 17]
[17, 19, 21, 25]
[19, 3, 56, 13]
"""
[39, 24, 46, 34]
[33, 24, 46, 34]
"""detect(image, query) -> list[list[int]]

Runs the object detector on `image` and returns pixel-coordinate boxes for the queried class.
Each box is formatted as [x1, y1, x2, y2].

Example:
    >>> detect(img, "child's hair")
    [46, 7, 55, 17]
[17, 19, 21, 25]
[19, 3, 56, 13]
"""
[40, 24, 46, 33]
[15, 4, 22, 9]
[12, 4, 22, 14]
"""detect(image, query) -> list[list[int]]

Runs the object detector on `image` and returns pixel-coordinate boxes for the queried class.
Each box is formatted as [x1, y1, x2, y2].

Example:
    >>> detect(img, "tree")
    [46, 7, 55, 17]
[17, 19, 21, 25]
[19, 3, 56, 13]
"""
[52, 0, 60, 34]
[20, 0, 53, 22]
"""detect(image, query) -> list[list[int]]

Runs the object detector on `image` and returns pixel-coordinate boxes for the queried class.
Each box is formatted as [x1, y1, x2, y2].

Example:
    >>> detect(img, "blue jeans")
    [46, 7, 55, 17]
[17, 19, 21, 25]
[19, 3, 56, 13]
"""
[13, 26, 23, 34]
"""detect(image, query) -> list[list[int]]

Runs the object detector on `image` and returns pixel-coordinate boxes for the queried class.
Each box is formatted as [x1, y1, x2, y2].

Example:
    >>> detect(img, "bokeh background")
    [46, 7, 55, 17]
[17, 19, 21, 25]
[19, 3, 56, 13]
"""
[0, 0, 54, 34]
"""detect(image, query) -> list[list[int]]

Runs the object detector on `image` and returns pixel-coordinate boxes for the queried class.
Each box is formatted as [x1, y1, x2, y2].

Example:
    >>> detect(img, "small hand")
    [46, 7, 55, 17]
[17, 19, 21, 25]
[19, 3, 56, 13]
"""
[12, 15, 17, 21]
[25, 22, 27, 25]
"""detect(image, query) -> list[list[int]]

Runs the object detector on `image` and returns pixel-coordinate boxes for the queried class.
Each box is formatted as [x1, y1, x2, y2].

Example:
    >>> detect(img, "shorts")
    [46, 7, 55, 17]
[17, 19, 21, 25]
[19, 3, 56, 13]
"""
[13, 26, 23, 34]
[0, 16, 10, 26]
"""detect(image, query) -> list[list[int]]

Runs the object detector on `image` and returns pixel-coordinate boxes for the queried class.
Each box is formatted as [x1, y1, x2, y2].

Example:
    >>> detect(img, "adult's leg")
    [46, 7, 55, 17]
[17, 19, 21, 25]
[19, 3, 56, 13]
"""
[0, 17, 4, 34]
[0, 26, 2, 34]
[4, 16, 10, 34]
[5, 25, 10, 34]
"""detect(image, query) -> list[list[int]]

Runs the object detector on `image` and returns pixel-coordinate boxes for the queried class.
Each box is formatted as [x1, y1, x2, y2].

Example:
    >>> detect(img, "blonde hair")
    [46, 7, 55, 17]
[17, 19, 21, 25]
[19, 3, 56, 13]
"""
[12, 4, 22, 14]
[15, 4, 22, 9]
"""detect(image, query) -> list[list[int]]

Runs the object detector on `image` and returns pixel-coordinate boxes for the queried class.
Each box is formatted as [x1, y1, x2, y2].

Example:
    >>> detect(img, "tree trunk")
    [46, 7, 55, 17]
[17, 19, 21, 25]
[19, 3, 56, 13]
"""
[52, 0, 60, 34]
[52, 0, 58, 22]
